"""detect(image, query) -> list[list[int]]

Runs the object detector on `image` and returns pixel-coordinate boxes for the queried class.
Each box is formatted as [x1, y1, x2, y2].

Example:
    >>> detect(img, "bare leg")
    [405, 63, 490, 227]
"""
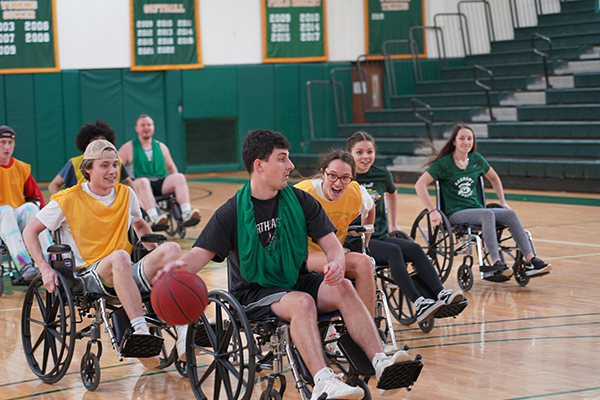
[161, 173, 190, 205]
[270, 291, 327, 376]
[307, 251, 376, 317]
[317, 279, 383, 360]
[141, 242, 182, 281]
[133, 178, 158, 211]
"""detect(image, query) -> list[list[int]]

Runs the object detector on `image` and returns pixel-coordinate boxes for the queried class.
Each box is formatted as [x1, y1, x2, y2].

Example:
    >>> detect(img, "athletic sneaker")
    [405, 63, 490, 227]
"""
[176, 325, 188, 361]
[133, 331, 161, 368]
[480, 261, 512, 279]
[20, 264, 39, 281]
[310, 368, 364, 400]
[437, 289, 464, 305]
[151, 214, 168, 230]
[182, 209, 201, 224]
[373, 350, 412, 396]
[525, 257, 552, 276]
[414, 297, 445, 323]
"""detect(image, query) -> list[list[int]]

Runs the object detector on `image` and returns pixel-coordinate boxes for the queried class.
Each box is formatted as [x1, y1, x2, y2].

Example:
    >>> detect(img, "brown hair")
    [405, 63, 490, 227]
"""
[346, 130, 375, 153]
[318, 149, 356, 178]
[425, 123, 476, 167]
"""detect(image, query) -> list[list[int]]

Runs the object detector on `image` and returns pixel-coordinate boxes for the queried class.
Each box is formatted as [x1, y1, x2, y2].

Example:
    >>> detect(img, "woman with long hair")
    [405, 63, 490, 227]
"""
[414, 123, 551, 279]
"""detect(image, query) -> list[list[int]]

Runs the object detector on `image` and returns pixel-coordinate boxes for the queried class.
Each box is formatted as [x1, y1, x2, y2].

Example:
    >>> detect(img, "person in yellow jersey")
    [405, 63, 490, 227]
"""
[24, 140, 184, 369]
[295, 150, 377, 318]
[0, 125, 52, 283]
[47, 120, 134, 195]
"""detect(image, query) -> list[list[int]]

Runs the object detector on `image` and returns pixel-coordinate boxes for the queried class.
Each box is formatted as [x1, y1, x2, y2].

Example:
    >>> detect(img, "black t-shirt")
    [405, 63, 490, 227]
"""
[194, 185, 335, 292]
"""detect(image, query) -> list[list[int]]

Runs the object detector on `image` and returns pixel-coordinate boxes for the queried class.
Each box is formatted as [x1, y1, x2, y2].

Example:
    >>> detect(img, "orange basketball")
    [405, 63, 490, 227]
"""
[151, 268, 209, 325]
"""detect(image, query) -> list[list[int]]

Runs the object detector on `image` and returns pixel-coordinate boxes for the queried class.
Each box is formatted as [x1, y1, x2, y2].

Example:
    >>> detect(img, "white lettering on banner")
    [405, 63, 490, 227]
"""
[0, 33, 15, 43]
[137, 29, 153, 37]
[157, 37, 174, 45]
[0, 44, 17, 55]
[269, 13, 291, 23]
[2, 10, 35, 19]
[24, 31, 49, 42]
[292, 0, 320, 6]
[137, 38, 153, 46]
[156, 28, 173, 36]
[0, 21, 15, 31]
[24, 20, 47, 30]
[379, 0, 410, 11]
[177, 19, 192, 27]
[143, 4, 185, 14]
[271, 23, 289, 33]
[177, 36, 193, 45]
[156, 19, 173, 27]
[270, 32, 290, 42]
[299, 13, 319, 22]
[157, 45, 175, 54]
[136, 20, 153, 28]
[300, 31, 319, 42]
[137, 47, 154, 55]
[268, 0, 291, 7]
[371, 13, 384, 20]
[177, 28, 193, 36]
[0, 1, 37, 10]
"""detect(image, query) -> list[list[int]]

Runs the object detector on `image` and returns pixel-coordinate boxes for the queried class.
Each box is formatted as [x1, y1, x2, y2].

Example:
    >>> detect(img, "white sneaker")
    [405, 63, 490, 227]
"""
[182, 209, 200, 224]
[176, 325, 187, 361]
[373, 350, 412, 396]
[310, 368, 364, 400]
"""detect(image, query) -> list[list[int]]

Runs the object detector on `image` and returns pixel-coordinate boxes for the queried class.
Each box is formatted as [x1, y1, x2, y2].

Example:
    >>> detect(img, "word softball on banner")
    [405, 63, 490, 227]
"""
[0, 0, 59, 74]
[130, 0, 202, 71]
[365, 0, 424, 56]
[262, 0, 328, 63]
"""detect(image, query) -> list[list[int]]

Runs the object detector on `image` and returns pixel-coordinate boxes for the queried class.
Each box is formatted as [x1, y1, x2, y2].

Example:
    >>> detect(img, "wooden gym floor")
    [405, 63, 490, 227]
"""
[1, 172, 600, 400]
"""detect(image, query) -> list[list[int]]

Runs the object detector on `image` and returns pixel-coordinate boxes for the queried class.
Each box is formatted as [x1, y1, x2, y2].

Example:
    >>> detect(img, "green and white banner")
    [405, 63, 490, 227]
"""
[262, 0, 327, 63]
[131, 0, 202, 71]
[365, 0, 424, 56]
[0, 0, 59, 74]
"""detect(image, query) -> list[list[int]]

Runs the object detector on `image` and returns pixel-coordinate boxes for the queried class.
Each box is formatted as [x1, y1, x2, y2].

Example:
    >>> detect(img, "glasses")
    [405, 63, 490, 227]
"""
[324, 171, 352, 184]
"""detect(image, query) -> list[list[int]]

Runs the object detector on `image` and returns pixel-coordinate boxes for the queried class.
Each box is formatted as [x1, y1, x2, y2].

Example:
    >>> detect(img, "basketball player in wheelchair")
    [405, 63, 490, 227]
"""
[156, 130, 423, 400]
[23, 140, 188, 380]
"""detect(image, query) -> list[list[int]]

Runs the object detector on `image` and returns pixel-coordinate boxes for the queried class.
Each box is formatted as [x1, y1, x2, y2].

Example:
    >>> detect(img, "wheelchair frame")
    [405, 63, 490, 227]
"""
[184, 286, 423, 400]
[348, 228, 467, 334]
[411, 177, 541, 292]
[20, 233, 185, 391]
[151, 192, 200, 239]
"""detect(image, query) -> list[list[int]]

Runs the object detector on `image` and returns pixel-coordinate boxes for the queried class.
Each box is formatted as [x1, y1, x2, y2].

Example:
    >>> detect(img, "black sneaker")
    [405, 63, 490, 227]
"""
[20, 264, 39, 281]
[525, 257, 552, 276]
[437, 289, 464, 305]
[480, 261, 512, 279]
[414, 298, 445, 323]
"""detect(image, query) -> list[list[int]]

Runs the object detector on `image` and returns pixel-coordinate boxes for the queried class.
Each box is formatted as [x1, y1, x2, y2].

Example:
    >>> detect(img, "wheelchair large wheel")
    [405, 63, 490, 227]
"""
[410, 209, 454, 283]
[377, 268, 416, 326]
[187, 289, 257, 400]
[21, 273, 77, 384]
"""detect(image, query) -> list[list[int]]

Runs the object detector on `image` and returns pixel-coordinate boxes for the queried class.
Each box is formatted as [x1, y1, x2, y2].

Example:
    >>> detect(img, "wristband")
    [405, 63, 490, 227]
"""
[363, 224, 374, 233]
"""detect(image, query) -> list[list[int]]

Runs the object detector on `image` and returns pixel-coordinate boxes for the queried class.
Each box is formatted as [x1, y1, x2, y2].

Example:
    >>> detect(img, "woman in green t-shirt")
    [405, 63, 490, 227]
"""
[347, 131, 465, 324]
[414, 123, 551, 280]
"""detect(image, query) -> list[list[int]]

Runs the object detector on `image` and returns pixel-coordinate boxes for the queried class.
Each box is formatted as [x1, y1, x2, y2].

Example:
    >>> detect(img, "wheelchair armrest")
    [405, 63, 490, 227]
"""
[25, 196, 40, 203]
[139, 233, 167, 243]
[348, 225, 365, 233]
[48, 244, 72, 255]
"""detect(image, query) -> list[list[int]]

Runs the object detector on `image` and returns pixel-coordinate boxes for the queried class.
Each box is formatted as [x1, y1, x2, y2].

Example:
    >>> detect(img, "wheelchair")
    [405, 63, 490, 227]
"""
[347, 227, 467, 334]
[20, 232, 186, 391]
[148, 192, 201, 238]
[410, 177, 546, 292]
[184, 278, 424, 399]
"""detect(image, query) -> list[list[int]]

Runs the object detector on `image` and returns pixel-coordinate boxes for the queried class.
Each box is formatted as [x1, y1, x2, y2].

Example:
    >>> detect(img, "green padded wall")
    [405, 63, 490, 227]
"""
[80, 70, 126, 139]
[182, 66, 238, 119]
[164, 70, 184, 170]
[237, 64, 277, 142]
[4, 74, 37, 176]
[61, 70, 82, 158]
[274, 64, 303, 154]
[33, 73, 66, 182]
[0, 77, 5, 124]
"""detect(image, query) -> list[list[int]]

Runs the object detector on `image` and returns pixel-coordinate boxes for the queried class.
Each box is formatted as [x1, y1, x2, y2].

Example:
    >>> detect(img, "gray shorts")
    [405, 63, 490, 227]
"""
[77, 256, 152, 297]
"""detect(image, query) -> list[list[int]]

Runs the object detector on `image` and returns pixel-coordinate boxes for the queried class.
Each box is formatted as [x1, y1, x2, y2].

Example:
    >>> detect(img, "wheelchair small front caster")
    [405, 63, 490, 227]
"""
[457, 264, 473, 291]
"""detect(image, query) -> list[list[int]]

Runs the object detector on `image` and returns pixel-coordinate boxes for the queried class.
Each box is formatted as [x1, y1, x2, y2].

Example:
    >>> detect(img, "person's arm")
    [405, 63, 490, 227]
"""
[48, 174, 64, 195]
[23, 174, 46, 207]
[23, 217, 58, 292]
[153, 247, 216, 282]
[118, 141, 133, 165]
[131, 218, 159, 250]
[485, 167, 511, 209]
[160, 143, 179, 175]
[414, 171, 443, 225]
[385, 191, 400, 232]
[316, 232, 346, 286]
[362, 204, 376, 247]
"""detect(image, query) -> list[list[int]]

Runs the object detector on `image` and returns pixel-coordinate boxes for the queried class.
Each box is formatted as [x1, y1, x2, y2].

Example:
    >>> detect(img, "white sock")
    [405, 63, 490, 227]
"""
[131, 316, 149, 334]
[414, 296, 426, 308]
[146, 208, 158, 223]
[181, 203, 191, 215]
[372, 352, 387, 369]
[314, 367, 333, 384]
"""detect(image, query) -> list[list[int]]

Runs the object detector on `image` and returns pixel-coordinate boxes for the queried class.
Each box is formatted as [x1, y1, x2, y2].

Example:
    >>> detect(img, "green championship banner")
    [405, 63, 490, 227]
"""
[130, 0, 202, 71]
[262, 0, 327, 63]
[0, 0, 59, 74]
[365, 0, 424, 56]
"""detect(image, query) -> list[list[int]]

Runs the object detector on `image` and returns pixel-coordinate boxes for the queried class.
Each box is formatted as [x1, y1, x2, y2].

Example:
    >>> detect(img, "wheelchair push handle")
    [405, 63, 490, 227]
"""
[48, 244, 72, 255]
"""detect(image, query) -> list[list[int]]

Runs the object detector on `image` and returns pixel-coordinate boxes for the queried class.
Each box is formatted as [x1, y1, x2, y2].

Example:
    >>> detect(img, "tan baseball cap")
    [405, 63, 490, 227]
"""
[83, 139, 118, 161]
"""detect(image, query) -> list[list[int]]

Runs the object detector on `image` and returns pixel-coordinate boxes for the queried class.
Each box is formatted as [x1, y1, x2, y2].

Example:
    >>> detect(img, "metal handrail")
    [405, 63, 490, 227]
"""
[409, 26, 446, 83]
[433, 12, 472, 57]
[382, 39, 410, 97]
[531, 33, 553, 89]
[473, 64, 495, 122]
[410, 98, 434, 145]
[306, 80, 343, 142]
[458, 1, 495, 42]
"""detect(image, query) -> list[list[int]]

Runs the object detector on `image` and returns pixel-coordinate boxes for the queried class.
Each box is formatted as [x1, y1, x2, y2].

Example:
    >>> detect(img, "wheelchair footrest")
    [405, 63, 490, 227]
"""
[482, 274, 511, 283]
[529, 271, 550, 279]
[121, 334, 164, 358]
[337, 333, 376, 376]
[376, 356, 424, 390]
[434, 300, 468, 319]
[182, 217, 200, 228]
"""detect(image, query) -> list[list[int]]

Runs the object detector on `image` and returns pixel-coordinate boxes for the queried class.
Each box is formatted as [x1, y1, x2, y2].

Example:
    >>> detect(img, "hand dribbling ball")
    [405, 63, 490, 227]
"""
[151, 268, 209, 325]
